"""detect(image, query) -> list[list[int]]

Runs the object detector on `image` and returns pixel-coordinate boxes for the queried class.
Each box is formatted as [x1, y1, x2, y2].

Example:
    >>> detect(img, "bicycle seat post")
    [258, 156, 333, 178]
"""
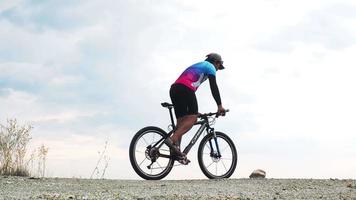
[161, 102, 176, 130]
[168, 106, 176, 129]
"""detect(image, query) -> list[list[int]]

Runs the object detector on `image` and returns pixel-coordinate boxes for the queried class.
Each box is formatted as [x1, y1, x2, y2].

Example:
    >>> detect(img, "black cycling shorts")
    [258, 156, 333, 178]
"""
[169, 83, 198, 119]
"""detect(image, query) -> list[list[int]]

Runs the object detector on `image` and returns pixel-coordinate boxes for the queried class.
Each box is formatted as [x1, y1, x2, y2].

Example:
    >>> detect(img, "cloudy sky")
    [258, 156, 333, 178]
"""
[0, 0, 355, 179]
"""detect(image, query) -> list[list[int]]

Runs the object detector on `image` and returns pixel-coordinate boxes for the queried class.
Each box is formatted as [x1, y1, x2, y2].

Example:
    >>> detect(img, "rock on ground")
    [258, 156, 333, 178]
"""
[249, 169, 266, 179]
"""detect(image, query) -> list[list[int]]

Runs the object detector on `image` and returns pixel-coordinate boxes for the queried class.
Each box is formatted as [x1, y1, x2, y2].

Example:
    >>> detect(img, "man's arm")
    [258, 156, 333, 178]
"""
[208, 75, 222, 106]
[208, 75, 226, 116]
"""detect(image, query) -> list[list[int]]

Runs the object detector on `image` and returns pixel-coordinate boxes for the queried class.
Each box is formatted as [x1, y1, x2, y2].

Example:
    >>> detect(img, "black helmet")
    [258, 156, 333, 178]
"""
[205, 53, 225, 69]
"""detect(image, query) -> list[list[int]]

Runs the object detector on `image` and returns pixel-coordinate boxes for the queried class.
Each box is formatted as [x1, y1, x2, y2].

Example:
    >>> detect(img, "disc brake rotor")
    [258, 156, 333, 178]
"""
[211, 152, 221, 162]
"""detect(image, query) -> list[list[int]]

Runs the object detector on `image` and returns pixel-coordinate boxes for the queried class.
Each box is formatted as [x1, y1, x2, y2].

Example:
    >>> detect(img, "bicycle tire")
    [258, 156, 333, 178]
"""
[129, 126, 174, 180]
[198, 131, 237, 179]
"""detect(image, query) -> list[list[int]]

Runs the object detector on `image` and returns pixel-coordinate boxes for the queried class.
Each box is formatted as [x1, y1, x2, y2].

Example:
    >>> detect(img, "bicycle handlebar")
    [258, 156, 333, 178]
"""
[198, 109, 230, 118]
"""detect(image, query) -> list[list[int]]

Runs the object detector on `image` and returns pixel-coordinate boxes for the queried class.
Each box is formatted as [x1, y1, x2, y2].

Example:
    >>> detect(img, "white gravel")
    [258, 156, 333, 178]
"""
[0, 176, 355, 199]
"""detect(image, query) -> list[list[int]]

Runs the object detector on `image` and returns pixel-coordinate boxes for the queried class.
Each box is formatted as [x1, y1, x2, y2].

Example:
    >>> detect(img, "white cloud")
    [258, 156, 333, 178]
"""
[0, 20, 82, 65]
[32, 110, 97, 124]
[0, 88, 38, 119]
[0, 62, 55, 84]
[255, 3, 356, 52]
[49, 75, 86, 86]
[0, 0, 23, 12]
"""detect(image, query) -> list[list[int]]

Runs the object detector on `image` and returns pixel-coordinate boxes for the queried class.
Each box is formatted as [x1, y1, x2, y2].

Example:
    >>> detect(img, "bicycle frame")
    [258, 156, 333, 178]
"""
[182, 119, 210, 154]
[153, 103, 221, 159]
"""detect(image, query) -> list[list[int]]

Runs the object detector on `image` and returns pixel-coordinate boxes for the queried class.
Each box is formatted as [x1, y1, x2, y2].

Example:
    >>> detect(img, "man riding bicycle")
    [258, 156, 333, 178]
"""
[165, 53, 227, 164]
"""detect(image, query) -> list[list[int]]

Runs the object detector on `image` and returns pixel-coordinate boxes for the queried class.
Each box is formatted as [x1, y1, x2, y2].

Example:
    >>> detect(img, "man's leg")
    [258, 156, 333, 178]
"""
[171, 114, 198, 144]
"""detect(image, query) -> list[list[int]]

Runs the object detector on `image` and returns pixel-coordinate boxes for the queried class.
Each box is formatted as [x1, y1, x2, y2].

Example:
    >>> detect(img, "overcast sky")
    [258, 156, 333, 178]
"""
[0, 0, 355, 179]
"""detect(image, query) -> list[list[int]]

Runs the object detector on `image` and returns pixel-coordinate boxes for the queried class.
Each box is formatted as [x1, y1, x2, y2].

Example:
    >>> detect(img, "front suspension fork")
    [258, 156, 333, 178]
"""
[208, 128, 221, 157]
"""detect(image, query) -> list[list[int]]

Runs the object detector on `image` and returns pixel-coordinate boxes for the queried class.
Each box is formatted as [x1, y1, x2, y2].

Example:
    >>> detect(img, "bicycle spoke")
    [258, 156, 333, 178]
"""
[135, 150, 145, 154]
[220, 157, 232, 160]
[205, 143, 214, 155]
[156, 161, 163, 169]
[142, 136, 150, 146]
[152, 133, 156, 144]
[138, 157, 147, 167]
[206, 142, 211, 151]
[221, 152, 233, 156]
[206, 160, 215, 169]
[221, 145, 229, 154]
[221, 159, 228, 172]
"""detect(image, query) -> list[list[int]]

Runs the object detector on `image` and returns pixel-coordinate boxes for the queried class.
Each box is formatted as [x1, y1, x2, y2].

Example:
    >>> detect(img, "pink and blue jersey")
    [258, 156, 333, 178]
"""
[174, 61, 216, 92]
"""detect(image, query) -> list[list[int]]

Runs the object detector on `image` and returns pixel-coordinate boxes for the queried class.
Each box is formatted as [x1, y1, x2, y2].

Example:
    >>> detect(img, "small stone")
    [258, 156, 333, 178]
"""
[249, 169, 266, 178]
[346, 183, 356, 189]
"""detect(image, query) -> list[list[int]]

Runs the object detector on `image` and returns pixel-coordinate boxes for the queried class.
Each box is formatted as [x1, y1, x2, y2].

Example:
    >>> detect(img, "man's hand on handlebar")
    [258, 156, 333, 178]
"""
[197, 108, 229, 118]
[217, 105, 226, 117]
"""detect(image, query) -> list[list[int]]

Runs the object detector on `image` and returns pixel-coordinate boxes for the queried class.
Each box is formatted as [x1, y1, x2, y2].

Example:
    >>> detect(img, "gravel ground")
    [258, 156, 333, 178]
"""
[0, 176, 355, 200]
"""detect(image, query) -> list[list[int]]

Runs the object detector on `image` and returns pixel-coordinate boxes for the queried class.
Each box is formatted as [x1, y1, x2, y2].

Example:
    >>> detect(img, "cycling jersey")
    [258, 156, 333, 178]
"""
[174, 61, 216, 92]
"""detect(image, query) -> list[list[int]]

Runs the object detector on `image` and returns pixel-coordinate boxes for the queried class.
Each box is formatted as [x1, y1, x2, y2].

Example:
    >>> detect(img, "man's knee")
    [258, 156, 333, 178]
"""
[193, 115, 198, 123]
[186, 114, 197, 124]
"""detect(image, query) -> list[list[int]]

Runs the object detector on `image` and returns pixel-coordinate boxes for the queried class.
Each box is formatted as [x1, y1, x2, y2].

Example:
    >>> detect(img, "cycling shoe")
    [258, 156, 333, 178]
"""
[164, 138, 186, 157]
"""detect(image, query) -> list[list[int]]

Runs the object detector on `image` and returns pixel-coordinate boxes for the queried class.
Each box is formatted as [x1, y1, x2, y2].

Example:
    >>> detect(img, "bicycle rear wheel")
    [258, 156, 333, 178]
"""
[129, 126, 174, 180]
[198, 131, 237, 179]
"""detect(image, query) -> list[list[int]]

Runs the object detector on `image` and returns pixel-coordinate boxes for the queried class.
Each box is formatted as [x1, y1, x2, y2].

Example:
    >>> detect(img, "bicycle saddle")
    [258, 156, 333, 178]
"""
[161, 102, 173, 108]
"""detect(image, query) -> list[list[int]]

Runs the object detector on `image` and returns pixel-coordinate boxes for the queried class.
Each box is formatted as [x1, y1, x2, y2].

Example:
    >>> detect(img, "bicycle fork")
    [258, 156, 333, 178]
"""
[208, 128, 222, 159]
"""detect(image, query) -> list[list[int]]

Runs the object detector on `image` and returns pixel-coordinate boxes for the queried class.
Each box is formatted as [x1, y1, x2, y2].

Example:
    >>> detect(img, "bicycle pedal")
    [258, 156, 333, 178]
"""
[174, 155, 190, 165]
[177, 158, 190, 165]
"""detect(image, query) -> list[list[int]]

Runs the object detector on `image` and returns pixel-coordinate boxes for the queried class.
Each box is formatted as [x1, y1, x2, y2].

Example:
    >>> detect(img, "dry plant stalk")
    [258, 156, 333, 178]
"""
[0, 119, 32, 176]
[37, 144, 49, 178]
[26, 149, 36, 176]
[27, 146, 49, 178]
[90, 141, 110, 179]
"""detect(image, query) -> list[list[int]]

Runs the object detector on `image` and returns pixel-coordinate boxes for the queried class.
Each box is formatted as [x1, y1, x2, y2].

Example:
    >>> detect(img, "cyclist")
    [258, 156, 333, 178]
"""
[165, 53, 227, 164]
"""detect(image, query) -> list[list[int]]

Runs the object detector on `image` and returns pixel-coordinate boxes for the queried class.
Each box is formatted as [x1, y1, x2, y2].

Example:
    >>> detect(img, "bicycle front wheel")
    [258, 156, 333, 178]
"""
[129, 126, 174, 180]
[198, 131, 237, 179]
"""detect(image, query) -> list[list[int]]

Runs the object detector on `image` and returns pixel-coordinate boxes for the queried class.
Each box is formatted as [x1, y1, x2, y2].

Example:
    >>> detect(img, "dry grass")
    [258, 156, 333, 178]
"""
[0, 119, 32, 176]
[0, 119, 48, 177]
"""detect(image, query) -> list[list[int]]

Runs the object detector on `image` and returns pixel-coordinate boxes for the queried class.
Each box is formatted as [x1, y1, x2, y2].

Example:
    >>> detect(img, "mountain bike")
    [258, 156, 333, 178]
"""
[129, 102, 238, 180]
